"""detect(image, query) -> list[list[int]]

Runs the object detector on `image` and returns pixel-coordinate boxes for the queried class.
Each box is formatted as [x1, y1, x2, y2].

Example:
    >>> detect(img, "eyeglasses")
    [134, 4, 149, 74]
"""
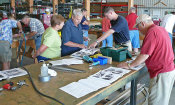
[135, 22, 142, 28]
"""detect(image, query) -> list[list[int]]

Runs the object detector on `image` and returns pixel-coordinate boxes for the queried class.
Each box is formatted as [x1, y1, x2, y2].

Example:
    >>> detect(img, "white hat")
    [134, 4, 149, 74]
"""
[3, 12, 7, 16]
[45, 9, 50, 12]
[134, 14, 152, 28]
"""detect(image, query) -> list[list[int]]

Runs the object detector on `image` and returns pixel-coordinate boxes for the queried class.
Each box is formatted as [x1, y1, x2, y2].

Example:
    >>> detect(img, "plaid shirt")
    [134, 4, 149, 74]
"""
[29, 18, 45, 38]
[0, 19, 17, 44]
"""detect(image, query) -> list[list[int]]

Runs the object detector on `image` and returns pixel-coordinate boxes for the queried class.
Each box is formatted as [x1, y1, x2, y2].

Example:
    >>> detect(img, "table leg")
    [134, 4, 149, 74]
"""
[130, 79, 137, 105]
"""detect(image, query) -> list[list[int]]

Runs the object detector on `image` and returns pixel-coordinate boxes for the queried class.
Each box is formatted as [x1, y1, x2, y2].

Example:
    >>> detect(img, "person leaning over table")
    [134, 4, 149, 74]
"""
[0, 14, 22, 70]
[61, 9, 86, 56]
[117, 14, 175, 105]
[32, 14, 65, 62]
[21, 15, 45, 50]
[89, 7, 132, 52]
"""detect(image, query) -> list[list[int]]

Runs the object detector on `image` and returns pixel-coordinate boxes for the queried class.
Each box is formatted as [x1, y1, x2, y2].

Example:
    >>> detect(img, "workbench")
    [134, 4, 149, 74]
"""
[0, 57, 147, 105]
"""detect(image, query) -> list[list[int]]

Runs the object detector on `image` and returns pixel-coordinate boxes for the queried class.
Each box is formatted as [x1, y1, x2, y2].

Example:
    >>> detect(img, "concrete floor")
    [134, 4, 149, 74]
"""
[0, 34, 175, 105]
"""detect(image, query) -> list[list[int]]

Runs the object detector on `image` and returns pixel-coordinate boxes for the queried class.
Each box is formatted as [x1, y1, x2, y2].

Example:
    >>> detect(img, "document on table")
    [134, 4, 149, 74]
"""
[70, 48, 99, 59]
[0, 68, 27, 80]
[49, 58, 84, 66]
[60, 67, 130, 98]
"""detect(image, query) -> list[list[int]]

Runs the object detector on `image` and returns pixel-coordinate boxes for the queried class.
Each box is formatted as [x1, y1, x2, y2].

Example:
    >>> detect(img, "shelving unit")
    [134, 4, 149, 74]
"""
[90, 0, 137, 18]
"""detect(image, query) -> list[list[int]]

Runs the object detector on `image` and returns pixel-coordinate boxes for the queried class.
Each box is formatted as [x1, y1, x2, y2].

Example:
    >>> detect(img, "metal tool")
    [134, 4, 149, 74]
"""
[49, 65, 85, 73]
[17, 80, 28, 87]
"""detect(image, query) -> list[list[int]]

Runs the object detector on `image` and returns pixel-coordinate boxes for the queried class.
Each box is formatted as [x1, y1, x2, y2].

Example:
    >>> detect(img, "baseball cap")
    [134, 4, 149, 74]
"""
[3, 12, 7, 16]
[45, 8, 50, 12]
[134, 14, 152, 28]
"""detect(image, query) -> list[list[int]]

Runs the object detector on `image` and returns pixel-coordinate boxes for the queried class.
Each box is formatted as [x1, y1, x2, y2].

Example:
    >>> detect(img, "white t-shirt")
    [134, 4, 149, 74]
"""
[161, 14, 175, 34]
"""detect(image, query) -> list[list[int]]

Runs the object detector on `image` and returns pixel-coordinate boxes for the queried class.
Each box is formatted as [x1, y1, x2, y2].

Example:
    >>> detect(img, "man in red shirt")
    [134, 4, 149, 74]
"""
[101, 17, 113, 47]
[118, 14, 175, 105]
[125, 7, 140, 53]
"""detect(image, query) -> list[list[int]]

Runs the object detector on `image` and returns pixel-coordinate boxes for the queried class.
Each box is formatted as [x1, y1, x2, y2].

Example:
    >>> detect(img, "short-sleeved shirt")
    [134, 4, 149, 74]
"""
[111, 15, 130, 44]
[161, 14, 175, 34]
[29, 18, 45, 38]
[125, 13, 138, 30]
[61, 19, 83, 56]
[0, 19, 17, 44]
[141, 24, 175, 78]
[102, 17, 111, 32]
[40, 27, 61, 59]
[80, 16, 89, 30]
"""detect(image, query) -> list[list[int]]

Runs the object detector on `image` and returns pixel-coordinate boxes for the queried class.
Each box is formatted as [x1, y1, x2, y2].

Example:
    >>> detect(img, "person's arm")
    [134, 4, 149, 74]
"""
[82, 20, 89, 25]
[64, 41, 86, 49]
[89, 29, 114, 48]
[33, 44, 48, 58]
[25, 31, 37, 40]
[17, 21, 23, 32]
[117, 54, 149, 69]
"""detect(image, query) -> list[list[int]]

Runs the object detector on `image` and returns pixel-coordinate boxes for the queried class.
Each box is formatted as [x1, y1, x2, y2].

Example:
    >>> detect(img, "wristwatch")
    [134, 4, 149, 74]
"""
[96, 40, 99, 44]
[127, 63, 131, 69]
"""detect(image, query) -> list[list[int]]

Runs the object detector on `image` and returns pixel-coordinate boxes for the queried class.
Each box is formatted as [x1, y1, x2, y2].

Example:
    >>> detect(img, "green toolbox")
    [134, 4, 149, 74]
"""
[100, 45, 132, 62]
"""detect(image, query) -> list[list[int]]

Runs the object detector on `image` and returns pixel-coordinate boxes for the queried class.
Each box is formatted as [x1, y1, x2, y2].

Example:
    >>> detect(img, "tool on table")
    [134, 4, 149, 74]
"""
[39, 60, 51, 82]
[17, 80, 28, 87]
[49, 65, 85, 73]
[3, 82, 14, 90]
[83, 55, 93, 63]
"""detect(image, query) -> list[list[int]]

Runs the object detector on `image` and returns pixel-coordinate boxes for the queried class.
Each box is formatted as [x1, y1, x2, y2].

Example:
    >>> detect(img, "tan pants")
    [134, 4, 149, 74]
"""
[122, 40, 132, 52]
[148, 69, 175, 105]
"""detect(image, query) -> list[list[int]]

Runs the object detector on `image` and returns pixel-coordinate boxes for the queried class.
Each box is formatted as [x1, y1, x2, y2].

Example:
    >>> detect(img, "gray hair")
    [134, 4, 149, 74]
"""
[104, 7, 114, 14]
[129, 7, 136, 12]
[72, 9, 83, 17]
[22, 15, 30, 20]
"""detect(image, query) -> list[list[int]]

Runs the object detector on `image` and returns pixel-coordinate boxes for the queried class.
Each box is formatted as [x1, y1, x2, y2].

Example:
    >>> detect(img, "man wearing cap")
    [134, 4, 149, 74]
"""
[2, 12, 8, 20]
[42, 8, 53, 29]
[117, 14, 175, 105]
[125, 7, 140, 54]
[89, 7, 132, 52]
[21, 15, 45, 50]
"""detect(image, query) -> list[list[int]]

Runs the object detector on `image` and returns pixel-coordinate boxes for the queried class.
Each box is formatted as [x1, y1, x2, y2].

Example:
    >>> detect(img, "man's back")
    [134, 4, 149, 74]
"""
[161, 14, 175, 34]
[125, 13, 138, 30]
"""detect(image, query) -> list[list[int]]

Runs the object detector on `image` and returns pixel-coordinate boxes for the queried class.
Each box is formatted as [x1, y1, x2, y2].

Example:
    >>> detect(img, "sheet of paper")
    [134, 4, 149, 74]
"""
[50, 58, 84, 66]
[60, 67, 130, 98]
[71, 48, 99, 59]
[60, 82, 95, 98]
[0, 68, 27, 80]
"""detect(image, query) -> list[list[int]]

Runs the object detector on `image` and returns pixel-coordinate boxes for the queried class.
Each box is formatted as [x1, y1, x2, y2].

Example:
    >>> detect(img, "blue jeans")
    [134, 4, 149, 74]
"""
[83, 30, 88, 46]
[37, 55, 51, 62]
[102, 32, 113, 47]
[168, 33, 172, 44]
[129, 30, 140, 48]
[35, 35, 42, 50]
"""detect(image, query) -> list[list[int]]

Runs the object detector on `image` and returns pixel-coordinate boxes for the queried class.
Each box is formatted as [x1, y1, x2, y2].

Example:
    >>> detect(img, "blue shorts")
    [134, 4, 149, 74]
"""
[83, 30, 88, 46]
[35, 35, 42, 50]
[37, 56, 51, 62]
[129, 30, 140, 48]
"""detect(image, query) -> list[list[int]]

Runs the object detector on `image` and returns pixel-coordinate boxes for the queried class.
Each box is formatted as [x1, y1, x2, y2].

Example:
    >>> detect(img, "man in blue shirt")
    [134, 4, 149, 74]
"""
[89, 7, 132, 51]
[61, 9, 86, 56]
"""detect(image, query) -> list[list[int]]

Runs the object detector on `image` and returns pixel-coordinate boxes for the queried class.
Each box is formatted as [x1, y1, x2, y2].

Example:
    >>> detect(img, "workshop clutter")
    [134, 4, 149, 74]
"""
[100, 45, 132, 62]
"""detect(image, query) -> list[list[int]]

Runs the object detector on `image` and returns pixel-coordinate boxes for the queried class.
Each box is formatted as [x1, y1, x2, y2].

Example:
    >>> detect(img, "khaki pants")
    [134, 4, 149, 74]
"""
[148, 69, 175, 105]
[122, 40, 132, 52]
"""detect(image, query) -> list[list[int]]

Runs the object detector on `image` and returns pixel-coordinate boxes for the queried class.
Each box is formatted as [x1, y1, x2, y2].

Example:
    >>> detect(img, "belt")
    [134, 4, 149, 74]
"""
[117, 40, 130, 45]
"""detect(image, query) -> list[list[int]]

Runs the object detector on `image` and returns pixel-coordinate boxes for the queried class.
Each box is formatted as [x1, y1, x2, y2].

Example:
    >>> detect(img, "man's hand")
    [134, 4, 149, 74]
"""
[89, 42, 97, 48]
[117, 62, 129, 69]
